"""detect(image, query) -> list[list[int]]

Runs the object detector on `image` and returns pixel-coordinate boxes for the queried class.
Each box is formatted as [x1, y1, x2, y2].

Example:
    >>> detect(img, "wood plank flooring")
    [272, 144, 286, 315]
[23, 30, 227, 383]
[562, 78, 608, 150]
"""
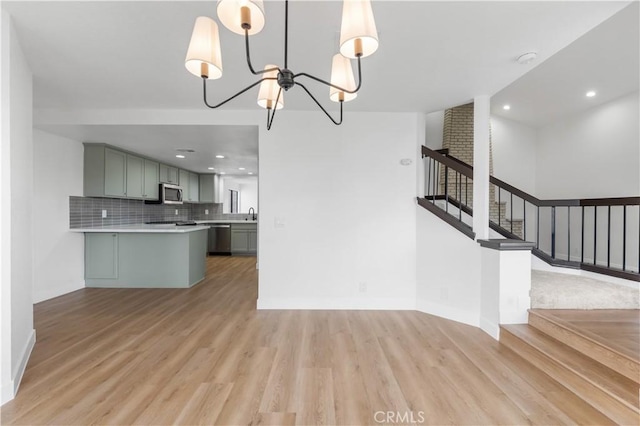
[0, 256, 615, 425]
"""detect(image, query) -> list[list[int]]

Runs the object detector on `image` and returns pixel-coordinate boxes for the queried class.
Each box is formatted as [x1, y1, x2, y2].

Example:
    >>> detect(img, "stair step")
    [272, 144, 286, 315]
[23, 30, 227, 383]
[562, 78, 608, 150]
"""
[529, 309, 640, 384]
[500, 324, 640, 425]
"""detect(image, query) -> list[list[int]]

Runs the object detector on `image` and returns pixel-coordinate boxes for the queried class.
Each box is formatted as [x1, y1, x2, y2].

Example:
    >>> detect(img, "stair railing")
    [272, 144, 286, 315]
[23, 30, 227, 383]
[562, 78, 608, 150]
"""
[421, 146, 640, 281]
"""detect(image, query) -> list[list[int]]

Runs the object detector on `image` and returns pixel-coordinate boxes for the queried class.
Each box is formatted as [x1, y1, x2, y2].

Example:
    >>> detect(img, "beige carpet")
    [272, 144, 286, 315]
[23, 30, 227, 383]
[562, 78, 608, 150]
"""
[531, 270, 640, 309]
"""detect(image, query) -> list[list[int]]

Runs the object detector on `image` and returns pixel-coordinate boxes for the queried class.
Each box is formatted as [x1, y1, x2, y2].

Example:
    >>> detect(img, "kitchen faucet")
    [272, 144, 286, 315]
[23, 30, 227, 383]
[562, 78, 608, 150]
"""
[248, 207, 256, 221]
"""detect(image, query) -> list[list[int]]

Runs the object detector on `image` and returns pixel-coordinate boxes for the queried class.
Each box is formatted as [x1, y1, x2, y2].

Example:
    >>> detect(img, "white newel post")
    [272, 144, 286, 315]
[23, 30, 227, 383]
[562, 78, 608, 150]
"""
[473, 95, 490, 240]
[478, 239, 535, 340]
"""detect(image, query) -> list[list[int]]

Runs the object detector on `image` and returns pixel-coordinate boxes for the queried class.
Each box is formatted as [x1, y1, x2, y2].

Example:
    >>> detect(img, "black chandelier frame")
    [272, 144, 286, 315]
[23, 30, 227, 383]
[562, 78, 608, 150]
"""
[200, 0, 364, 130]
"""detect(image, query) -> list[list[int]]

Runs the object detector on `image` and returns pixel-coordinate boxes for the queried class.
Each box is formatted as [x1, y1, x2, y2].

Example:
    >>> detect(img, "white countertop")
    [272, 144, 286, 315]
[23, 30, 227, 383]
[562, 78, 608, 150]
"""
[195, 220, 258, 224]
[70, 224, 211, 233]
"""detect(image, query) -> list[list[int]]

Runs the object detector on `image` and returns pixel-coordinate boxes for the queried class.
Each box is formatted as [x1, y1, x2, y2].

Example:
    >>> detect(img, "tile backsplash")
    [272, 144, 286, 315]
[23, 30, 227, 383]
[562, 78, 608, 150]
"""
[69, 196, 232, 228]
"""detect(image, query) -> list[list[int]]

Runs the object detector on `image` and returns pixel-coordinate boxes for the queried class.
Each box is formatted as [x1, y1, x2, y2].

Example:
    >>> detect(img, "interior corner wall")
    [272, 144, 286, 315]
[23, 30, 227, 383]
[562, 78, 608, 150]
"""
[536, 91, 640, 199]
[490, 115, 537, 195]
[1, 13, 35, 404]
[33, 129, 84, 303]
[425, 110, 444, 150]
[416, 206, 481, 326]
[257, 111, 418, 310]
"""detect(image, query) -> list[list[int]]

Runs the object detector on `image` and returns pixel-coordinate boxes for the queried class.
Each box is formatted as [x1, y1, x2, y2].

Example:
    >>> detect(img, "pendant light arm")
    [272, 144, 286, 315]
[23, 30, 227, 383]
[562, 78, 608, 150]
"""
[295, 82, 343, 125]
[244, 29, 280, 76]
[293, 56, 362, 94]
[266, 87, 283, 130]
[202, 76, 276, 109]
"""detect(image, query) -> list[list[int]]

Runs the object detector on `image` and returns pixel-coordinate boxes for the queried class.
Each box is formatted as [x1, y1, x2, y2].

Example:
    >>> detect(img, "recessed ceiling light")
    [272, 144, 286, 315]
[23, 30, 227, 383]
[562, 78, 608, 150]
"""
[208, 167, 215, 170]
[238, 167, 245, 170]
[586, 91, 596, 97]
[176, 154, 185, 159]
[248, 172, 253, 175]
[503, 105, 511, 110]
[215, 155, 225, 159]
[220, 172, 226, 175]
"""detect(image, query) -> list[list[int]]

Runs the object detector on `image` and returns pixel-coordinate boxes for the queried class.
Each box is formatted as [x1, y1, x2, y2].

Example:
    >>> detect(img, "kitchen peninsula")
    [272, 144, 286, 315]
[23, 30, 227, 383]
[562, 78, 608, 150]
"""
[72, 224, 209, 288]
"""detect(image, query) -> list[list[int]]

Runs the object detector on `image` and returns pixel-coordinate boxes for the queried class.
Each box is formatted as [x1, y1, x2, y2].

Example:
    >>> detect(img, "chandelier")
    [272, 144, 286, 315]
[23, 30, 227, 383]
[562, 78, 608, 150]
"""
[185, 0, 378, 130]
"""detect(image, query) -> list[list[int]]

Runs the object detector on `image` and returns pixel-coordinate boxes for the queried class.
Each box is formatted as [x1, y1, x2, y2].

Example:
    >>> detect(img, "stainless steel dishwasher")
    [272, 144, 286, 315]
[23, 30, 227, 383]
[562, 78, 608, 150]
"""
[208, 224, 231, 255]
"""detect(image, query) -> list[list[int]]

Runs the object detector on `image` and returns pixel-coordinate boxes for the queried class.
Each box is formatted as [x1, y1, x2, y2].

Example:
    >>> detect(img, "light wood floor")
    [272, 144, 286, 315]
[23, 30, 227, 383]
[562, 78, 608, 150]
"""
[532, 309, 640, 362]
[1, 256, 615, 425]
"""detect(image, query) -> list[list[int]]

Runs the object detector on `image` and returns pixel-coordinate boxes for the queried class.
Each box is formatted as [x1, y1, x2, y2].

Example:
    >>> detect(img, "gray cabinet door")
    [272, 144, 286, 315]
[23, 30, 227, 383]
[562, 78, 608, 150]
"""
[231, 230, 250, 253]
[85, 233, 119, 279]
[179, 169, 190, 200]
[126, 154, 145, 198]
[189, 172, 199, 202]
[199, 174, 215, 203]
[144, 159, 159, 199]
[248, 230, 257, 252]
[160, 164, 178, 184]
[104, 148, 127, 197]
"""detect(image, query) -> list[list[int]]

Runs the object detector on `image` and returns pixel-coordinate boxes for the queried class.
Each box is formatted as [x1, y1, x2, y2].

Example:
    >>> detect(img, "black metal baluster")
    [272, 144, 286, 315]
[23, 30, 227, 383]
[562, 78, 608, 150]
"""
[426, 157, 431, 199]
[581, 207, 585, 264]
[510, 193, 514, 234]
[567, 206, 571, 262]
[523, 199, 527, 241]
[498, 188, 501, 227]
[551, 206, 556, 259]
[432, 161, 437, 202]
[444, 166, 449, 213]
[536, 206, 540, 250]
[465, 176, 468, 206]
[593, 207, 597, 265]
[458, 173, 462, 221]
[622, 205, 627, 271]
[607, 205, 611, 268]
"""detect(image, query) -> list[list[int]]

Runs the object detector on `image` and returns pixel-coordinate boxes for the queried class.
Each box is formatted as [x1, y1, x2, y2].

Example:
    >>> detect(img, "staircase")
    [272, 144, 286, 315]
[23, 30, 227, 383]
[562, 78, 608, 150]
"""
[500, 310, 640, 425]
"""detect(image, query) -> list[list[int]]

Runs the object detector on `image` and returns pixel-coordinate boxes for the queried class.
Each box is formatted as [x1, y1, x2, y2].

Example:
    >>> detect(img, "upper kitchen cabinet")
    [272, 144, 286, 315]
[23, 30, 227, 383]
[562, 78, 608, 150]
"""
[159, 164, 179, 185]
[199, 174, 217, 203]
[179, 169, 199, 202]
[84, 144, 159, 200]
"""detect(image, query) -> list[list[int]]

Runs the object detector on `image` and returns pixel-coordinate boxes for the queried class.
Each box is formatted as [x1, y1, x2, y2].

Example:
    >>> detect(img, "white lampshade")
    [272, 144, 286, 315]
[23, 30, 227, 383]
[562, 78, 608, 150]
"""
[339, 0, 378, 59]
[217, 0, 265, 35]
[185, 17, 223, 79]
[329, 54, 357, 103]
[257, 65, 284, 110]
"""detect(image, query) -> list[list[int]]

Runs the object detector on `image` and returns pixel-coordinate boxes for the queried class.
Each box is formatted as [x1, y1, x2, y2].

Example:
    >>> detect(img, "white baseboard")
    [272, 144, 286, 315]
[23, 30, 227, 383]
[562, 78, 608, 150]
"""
[2, 329, 36, 404]
[33, 280, 85, 304]
[257, 297, 415, 310]
[415, 299, 479, 327]
[480, 317, 500, 341]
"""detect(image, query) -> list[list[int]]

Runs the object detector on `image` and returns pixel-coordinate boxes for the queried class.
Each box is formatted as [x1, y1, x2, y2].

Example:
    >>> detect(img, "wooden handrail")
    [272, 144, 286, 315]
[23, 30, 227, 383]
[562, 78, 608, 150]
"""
[422, 146, 639, 209]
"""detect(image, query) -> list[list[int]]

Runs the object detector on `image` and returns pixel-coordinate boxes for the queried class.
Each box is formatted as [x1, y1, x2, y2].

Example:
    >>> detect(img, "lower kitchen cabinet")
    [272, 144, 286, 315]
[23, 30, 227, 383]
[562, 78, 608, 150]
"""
[85, 233, 119, 279]
[230, 223, 257, 255]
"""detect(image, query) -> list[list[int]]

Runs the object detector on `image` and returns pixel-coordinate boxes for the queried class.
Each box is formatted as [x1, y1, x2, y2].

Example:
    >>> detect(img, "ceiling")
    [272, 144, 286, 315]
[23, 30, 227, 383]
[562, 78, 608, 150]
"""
[2, 0, 634, 171]
[491, 2, 639, 127]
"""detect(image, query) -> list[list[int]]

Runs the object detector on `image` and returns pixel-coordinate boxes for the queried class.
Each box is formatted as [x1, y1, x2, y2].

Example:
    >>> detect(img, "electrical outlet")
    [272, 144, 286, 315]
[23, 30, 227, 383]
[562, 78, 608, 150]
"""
[205, 209, 209, 215]
[358, 282, 367, 293]
[175, 209, 179, 215]
[101, 209, 107, 218]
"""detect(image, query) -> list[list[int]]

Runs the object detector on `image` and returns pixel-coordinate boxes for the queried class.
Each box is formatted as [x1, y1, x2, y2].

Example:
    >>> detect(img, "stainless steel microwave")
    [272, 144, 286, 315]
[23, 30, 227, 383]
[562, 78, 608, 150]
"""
[160, 183, 183, 204]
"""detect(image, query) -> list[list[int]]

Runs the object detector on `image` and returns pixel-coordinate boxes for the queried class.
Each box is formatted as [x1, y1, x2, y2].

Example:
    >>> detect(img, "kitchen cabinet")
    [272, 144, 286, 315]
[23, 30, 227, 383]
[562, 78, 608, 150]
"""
[104, 148, 127, 197]
[231, 223, 257, 255]
[85, 233, 119, 279]
[125, 154, 144, 198]
[143, 159, 160, 199]
[179, 170, 199, 202]
[199, 174, 218, 203]
[160, 164, 179, 184]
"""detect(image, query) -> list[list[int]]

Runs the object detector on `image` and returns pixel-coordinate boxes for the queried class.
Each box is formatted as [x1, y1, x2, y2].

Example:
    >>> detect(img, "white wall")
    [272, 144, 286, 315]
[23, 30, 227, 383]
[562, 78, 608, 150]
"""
[536, 91, 640, 199]
[1, 14, 36, 404]
[416, 206, 481, 326]
[425, 110, 444, 150]
[221, 177, 240, 214]
[240, 179, 258, 213]
[257, 112, 418, 309]
[490, 115, 537, 195]
[33, 130, 85, 303]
